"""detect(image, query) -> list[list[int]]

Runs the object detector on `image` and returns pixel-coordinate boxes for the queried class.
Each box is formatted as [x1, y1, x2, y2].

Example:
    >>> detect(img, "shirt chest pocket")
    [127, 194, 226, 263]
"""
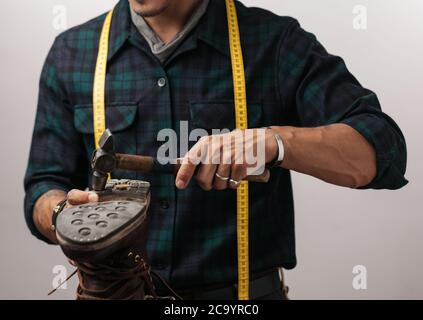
[189, 101, 263, 132]
[73, 103, 138, 157]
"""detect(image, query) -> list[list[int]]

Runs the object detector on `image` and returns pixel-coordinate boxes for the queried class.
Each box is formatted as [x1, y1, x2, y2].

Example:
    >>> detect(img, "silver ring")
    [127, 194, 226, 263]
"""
[229, 179, 241, 187]
[215, 172, 230, 181]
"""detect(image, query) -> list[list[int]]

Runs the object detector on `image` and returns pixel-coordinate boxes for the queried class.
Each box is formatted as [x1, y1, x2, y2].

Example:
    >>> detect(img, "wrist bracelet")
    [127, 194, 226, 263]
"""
[51, 199, 68, 231]
[266, 127, 285, 168]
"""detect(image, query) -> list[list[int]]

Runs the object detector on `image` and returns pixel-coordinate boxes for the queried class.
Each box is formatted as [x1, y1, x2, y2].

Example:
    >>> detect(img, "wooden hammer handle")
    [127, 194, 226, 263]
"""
[116, 154, 270, 183]
[116, 154, 155, 172]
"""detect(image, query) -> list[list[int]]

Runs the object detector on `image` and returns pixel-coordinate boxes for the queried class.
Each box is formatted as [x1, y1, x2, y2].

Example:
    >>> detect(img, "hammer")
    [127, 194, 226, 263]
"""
[91, 129, 270, 191]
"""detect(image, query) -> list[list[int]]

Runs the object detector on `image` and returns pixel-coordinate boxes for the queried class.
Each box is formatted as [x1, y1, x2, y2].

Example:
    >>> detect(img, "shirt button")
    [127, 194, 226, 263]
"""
[160, 199, 170, 209]
[157, 77, 166, 88]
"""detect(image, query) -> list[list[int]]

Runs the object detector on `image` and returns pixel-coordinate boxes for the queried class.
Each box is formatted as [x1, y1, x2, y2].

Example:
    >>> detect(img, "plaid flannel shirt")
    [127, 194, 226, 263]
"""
[24, 0, 408, 290]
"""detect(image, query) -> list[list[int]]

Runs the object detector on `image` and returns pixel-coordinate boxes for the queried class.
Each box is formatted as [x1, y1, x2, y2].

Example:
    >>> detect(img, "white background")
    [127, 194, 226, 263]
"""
[0, 0, 422, 299]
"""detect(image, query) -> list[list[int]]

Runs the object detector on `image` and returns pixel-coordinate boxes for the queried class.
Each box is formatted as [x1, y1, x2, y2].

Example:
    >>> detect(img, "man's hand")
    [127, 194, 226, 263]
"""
[33, 189, 99, 244]
[175, 124, 377, 191]
[176, 128, 278, 190]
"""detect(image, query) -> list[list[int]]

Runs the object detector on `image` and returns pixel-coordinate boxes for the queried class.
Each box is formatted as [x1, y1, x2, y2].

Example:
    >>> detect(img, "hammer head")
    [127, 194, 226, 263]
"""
[91, 129, 117, 191]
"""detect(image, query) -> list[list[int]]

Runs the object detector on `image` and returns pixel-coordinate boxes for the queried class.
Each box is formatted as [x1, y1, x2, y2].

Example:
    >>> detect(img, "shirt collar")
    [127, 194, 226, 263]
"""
[108, 0, 231, 61]
[196, 0, 230, 57]
[108, 0, 132, 62]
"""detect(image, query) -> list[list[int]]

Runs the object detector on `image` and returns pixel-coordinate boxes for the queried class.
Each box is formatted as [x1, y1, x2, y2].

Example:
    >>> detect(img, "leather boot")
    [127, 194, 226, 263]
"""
[54, 179, 177, 300]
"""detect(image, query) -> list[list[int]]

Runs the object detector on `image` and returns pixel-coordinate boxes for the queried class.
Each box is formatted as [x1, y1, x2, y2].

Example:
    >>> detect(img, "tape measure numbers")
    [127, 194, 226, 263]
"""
[93, 9, 114, 149]
[93, 0, 250, 300]
[225, 0, 250, 300]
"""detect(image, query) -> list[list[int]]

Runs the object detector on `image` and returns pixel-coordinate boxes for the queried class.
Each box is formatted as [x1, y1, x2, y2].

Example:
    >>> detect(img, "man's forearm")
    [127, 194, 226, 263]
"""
[273, 123, 377, 188]
[33, 189, 67, 244]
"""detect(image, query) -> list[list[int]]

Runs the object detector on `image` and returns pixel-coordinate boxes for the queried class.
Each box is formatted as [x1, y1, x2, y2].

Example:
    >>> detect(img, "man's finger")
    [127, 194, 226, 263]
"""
[196, 164, 217, 191]
[67, 189, 98, 205]
[213, 163, 231, 190]
[176, 137, 209, 189]
[175, 154, 198, 189]
[229, 163, 247, 189]
[213, 143, 232, 190]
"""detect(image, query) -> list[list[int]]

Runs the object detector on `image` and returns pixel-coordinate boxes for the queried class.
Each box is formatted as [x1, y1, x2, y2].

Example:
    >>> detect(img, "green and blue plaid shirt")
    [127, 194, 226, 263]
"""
[24, 0, 407, 290]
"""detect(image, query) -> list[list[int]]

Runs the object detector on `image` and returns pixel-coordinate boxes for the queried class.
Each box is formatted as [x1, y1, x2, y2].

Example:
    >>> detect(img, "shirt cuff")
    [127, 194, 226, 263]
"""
[24, 182, 70, 244]
[340, 113, 408, 190]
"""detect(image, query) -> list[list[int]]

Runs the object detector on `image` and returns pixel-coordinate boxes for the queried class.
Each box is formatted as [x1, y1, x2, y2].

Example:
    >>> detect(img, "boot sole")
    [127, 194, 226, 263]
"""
[56, 195, 150, 262]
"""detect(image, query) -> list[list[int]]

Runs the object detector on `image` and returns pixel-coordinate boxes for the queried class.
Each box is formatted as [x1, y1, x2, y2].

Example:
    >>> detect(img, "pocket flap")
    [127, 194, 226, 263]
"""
[74, 103, 138, 134]
[189, 101, 262, 130]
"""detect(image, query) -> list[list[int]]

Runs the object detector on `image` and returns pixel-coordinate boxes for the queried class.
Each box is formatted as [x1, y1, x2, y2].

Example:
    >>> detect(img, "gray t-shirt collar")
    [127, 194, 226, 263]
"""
[129, 0, 210, 63]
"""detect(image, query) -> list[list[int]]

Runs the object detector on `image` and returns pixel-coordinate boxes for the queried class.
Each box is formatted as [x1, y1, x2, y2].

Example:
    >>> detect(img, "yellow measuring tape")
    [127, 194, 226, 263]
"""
[92, 9, 114, 149]
[93, 0, 250, 300]
[225, 0, 250, 300]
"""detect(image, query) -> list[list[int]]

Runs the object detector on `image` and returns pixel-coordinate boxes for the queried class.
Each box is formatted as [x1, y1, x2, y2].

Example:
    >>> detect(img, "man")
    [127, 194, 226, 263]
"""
[24, 0, 407, 299]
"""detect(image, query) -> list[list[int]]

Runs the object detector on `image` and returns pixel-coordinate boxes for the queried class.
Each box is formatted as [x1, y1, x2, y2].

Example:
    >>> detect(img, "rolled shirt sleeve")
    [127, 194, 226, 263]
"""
[278, 20, 408, 189]
[24, 36, 89, 243]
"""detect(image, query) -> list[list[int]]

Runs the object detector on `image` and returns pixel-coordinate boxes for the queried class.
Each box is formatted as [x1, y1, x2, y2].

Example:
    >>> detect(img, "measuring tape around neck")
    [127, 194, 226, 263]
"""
[93, 8, 114, 149]
[93, 0, 250, 300]
[225, 0, 250, 300]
